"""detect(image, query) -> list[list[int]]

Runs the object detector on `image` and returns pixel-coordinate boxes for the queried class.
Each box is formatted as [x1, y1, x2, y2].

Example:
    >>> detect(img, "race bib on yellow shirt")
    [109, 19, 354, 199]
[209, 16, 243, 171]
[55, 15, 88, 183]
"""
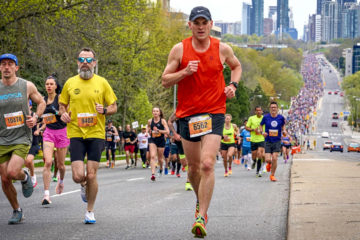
[188, 114, 212, 138]
[269, 129, 278, 137]
[4, 111, 25, 129]
[42, 113, 57, 124]
[77, 113, 97, 128]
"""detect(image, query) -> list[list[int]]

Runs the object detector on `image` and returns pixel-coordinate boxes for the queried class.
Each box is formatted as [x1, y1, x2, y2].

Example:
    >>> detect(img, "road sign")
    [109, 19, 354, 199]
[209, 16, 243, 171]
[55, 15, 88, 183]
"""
[343, 111, 350, 115]
[132, 121, 139, 129]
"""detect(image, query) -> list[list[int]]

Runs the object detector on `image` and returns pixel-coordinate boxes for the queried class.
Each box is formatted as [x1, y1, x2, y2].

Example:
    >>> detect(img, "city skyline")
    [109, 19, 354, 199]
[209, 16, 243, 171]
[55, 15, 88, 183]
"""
[170, 0, 317, 37]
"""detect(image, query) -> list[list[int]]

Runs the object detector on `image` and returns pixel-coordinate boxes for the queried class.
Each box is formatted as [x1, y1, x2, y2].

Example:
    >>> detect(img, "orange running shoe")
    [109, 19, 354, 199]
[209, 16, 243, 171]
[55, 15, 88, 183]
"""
[266, 163, 271, 172]
[192, 215, 207, 238]
[228, 169, 232, 175]
[270, 175, 277, 182]
[224, 172, 228, 177]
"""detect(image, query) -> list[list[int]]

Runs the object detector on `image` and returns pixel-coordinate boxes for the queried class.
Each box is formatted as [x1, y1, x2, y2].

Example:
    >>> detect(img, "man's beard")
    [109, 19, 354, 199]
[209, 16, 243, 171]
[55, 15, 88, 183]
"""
[78, 66, 94, 80]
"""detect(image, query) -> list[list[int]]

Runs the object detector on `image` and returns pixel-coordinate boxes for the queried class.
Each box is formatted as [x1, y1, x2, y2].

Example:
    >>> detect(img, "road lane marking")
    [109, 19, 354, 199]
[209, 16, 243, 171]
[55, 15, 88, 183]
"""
[126, 177, 144, 182]
[293, 158, 334, 162]
[51, 189, 80, 198]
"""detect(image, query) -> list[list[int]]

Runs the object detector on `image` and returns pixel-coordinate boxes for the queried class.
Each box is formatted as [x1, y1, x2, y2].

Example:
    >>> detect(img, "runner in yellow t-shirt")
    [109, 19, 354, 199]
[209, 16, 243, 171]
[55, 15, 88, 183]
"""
[245, 106, 265, 177]
[59, 47, 117, 224]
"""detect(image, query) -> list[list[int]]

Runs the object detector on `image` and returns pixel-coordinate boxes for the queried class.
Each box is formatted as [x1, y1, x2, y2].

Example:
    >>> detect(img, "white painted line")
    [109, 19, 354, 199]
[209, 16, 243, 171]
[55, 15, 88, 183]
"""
[51, 189, 80, 198]
[293, 158, 334, 162]
[126, 177, 144, 182]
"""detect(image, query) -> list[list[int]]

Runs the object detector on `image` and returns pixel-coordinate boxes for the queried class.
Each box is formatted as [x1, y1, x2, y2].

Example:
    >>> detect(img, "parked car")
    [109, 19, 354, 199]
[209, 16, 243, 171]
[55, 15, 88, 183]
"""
[330, 142, 343, 152]
[340, 92, 344, 97]
[328, 91, 332, 95]
[332, 112, 339, 119]
[347, 142, 360, 152]
[331, 122, 338, 127]
[334, 90, 339, 95]
[321, 132, 330, 138]
[323, 141, 333, 150]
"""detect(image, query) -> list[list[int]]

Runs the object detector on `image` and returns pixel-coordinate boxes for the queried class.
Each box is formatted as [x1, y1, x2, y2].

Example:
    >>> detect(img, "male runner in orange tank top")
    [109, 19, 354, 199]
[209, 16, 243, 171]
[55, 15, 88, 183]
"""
[161, 6, 242, 238]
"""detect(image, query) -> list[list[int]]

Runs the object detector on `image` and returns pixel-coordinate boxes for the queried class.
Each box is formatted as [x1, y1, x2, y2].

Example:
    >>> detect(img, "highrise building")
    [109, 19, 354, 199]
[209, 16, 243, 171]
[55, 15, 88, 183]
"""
[215, 22, 242, 36]
[242, 3, 252, 35]
[251, 0, 264, 36]
[343, 48, 353, 76]
[268, 6, 277, 18]
[277, 0, 289, 32]
[289, 8, 295, 28]
[321, 1, 340, 42]
[352, 43, 360, 74]
[317, 0, 326, 15]
[263, 18, 274, 36]
[341, 2, 360, 39]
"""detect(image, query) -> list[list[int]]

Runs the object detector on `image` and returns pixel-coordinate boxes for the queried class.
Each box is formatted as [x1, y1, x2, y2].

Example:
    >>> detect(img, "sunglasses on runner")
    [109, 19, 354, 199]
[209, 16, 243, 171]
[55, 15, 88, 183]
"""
[77, 57, 96, 63]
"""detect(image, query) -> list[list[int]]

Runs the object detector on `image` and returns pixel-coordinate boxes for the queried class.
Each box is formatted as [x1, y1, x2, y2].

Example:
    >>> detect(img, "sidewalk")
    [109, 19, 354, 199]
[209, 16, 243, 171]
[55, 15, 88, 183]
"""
[287, 153, 360, 240]
[341, 121, 360, 145]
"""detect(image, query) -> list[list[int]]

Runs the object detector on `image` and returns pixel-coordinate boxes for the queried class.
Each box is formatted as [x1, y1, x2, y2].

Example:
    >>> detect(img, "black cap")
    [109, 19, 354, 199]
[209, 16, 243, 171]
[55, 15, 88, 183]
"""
[107, 119, 113, 124]
[189, 6, 212, 21]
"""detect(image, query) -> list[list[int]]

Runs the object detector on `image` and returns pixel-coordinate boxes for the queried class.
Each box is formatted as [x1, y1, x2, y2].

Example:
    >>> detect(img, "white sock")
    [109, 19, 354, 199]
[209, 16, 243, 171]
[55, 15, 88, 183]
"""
[22, 173, 28, 182]
[44, 190, 50, 196]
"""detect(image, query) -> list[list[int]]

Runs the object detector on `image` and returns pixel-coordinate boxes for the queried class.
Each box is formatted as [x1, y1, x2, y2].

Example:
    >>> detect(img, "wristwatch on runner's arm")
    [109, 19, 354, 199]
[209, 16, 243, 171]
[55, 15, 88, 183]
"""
[229, 82, 238, 89]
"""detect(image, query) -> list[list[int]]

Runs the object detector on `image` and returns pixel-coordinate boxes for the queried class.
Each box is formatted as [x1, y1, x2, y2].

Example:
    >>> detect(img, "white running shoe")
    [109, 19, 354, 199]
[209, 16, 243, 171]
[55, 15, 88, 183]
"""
[84, 211, 96, 224]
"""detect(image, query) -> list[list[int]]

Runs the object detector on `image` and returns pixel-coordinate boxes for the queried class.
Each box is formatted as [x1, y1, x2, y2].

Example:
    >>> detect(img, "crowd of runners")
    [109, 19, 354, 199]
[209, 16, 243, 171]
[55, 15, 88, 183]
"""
[286, 54, 323, 145]
[0, 6, 322, 239]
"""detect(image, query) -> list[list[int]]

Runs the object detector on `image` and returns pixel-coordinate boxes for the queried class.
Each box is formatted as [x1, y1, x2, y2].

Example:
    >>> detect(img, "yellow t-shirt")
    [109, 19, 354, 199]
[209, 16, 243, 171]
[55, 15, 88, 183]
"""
[246, 115, 265, 143]
[59, 74, 117, 139]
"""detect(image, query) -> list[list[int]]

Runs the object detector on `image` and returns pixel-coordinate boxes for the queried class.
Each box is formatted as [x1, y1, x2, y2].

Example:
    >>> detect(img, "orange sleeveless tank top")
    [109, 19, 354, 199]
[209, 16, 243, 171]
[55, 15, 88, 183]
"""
[176, 36, 226, 118]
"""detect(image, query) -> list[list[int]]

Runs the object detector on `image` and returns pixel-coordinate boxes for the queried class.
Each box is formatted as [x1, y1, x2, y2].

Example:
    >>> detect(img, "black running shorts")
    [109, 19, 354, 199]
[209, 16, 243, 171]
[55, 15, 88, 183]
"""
[70, 138, 105, 162]
[179, 113, 225, 142]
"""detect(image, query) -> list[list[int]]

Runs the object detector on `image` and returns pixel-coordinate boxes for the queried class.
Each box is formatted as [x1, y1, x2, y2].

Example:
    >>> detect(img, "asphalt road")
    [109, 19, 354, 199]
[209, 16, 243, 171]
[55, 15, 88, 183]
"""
[0, 157, 291, 240]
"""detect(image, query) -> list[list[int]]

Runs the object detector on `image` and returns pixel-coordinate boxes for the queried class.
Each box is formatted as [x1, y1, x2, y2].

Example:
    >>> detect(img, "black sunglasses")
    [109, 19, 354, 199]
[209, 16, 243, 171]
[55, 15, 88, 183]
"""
[78, 57, 96, 63]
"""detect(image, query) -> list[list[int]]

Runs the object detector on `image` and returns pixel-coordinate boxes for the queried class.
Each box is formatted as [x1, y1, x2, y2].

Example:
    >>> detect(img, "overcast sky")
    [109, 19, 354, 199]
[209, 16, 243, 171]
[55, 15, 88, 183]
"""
[170, 0, 317, 38]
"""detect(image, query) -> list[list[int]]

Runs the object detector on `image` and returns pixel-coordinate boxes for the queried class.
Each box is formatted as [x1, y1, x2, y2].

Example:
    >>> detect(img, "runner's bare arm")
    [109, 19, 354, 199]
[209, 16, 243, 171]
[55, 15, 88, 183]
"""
[221, 43, 242, 83]
[160, 118, 170, 135]
[168, 112, 181, 141]
[146, 119, 152, 135]
[27, 81, 46, 117]
[106, 102, 117, 115]
[221, 43, 242, 99]
[162, 43, 200, 88]
[59, 103, 71, 123]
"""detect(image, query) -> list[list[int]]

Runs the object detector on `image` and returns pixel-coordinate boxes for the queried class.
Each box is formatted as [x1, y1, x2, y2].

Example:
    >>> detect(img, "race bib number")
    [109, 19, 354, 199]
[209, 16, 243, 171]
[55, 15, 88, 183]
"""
[246, 137, 251, 142]
[4, 111, 25, 129]
[125, 138, 130, 143]
[188, 114, 212, 138]
[142, 140, 147, 144]
[106, 134, 112, 142]
[152, 131, 161, 138]
[269, 129, 278, 137]
[77, 113, 97, 128]
[42, 113, 57, 124]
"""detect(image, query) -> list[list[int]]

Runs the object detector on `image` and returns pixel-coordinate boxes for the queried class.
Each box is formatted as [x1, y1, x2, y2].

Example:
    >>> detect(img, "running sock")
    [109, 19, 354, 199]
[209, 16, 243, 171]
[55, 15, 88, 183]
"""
[17, 208, 21, 212]
[256, 158, 262, 173]
[44, 190, 50, 196]
[176, 161, 181, 174]
[59, 179, 64, 184]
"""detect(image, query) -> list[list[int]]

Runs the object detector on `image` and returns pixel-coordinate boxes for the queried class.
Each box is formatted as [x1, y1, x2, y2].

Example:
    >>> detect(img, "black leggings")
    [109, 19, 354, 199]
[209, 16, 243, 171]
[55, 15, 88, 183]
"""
[106, 148, 115, 161]
[140, 148, 147, 164]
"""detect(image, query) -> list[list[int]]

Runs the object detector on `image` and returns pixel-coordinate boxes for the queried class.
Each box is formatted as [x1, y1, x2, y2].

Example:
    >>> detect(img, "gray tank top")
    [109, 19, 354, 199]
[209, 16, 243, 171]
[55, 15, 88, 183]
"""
[0, 78, 32, 145]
